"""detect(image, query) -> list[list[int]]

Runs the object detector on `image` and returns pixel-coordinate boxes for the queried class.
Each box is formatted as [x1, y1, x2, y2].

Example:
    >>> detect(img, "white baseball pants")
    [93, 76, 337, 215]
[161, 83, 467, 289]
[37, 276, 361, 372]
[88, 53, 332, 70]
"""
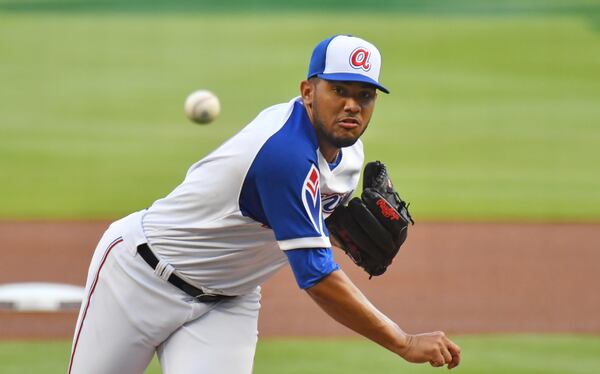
[68, 212, 261, 374]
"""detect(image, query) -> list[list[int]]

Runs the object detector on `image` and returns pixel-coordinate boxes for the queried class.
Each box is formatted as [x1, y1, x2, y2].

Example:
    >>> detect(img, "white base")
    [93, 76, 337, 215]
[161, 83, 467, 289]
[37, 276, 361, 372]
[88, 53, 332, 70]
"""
[0, 282, 84, 311]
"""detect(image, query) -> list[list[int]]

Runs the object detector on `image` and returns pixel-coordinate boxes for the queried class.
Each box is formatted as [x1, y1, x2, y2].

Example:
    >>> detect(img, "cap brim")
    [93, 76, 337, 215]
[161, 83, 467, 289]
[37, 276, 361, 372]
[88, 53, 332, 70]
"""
[317, 72, 390, 94]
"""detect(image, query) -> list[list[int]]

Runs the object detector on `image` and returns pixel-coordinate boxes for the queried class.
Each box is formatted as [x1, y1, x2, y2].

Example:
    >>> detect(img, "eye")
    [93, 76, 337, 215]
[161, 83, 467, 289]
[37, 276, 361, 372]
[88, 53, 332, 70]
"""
[359, 90, 375, 102]
[333, 86, 346, 96]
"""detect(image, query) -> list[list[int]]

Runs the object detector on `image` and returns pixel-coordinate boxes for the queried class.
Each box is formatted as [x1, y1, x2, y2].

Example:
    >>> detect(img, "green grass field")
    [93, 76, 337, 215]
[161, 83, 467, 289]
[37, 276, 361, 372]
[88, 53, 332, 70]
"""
[1, 1, 599, 221]
[2, 335, 600, 374]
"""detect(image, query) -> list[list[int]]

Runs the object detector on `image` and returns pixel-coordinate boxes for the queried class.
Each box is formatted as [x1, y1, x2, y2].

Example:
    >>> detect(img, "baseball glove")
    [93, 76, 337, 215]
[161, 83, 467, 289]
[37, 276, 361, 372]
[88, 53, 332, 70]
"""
[325, 161, 414, 278]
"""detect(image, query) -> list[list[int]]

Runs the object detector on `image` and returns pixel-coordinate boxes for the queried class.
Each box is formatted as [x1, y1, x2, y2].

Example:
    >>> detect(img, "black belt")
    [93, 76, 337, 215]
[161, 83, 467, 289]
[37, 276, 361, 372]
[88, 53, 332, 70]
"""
[137, 243, 234, 303]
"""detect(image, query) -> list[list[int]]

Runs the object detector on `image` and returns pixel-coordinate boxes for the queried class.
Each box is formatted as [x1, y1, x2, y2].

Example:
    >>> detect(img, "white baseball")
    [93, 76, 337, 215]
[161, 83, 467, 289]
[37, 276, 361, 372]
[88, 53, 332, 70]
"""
[184, 90, 220, 124]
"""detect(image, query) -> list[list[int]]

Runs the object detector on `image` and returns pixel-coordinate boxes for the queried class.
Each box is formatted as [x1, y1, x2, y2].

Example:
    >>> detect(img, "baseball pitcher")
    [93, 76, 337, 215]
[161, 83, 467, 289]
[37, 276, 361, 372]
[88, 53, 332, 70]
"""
[68, 35, 461, 373]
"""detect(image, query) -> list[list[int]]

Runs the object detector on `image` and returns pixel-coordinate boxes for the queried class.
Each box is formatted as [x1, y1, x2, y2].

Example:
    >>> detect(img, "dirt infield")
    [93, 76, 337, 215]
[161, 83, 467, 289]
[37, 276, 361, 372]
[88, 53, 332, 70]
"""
[1, 221, 599, 339]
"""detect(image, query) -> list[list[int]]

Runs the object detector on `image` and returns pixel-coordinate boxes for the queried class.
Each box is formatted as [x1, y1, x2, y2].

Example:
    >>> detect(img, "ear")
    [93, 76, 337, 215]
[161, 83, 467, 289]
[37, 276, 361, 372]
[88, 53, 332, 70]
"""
[300, 80, 314, 103]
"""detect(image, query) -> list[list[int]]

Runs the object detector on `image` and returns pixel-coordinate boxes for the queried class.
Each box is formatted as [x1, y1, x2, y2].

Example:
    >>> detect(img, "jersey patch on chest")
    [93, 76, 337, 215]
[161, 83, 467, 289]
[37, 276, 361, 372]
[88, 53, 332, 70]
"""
[321, 192, 351, 215]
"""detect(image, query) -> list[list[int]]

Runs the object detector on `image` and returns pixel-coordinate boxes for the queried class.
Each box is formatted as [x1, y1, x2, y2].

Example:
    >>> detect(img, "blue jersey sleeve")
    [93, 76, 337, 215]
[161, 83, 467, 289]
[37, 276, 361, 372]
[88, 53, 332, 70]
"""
[239, 101, 331, 250]
[285, 248, 340, 289]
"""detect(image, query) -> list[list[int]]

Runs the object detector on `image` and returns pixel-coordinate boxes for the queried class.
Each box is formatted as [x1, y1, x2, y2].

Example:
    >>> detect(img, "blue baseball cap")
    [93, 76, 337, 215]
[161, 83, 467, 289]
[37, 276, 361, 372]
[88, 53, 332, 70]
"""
[307, 35, 389, 94]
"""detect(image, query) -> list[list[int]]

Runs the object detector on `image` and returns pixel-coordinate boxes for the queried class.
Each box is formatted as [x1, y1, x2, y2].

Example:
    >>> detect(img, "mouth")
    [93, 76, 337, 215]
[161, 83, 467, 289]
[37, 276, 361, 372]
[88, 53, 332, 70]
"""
[337, 117, 361, 129]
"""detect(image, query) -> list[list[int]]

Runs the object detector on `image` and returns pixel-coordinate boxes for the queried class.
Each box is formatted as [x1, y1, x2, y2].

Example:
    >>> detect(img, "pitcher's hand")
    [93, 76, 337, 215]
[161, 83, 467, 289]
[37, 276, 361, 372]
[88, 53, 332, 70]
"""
[399, 331, 461, 369]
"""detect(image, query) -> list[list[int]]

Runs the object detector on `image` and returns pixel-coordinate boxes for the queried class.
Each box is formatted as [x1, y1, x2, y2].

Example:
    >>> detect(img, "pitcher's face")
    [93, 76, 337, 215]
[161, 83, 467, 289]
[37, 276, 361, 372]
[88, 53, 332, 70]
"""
[302, 78, 377, 149]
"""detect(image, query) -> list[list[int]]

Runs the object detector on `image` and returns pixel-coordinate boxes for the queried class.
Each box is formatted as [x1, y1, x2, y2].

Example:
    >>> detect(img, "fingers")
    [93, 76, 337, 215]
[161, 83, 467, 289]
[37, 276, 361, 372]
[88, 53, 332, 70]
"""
[445, 338, 462, 369]
[400, 331, 461, 369]
[427, 344, 450, 368]
[440, 344, 453, 366]
[429, 332, 461, 369]
[448, 359, 460, 370]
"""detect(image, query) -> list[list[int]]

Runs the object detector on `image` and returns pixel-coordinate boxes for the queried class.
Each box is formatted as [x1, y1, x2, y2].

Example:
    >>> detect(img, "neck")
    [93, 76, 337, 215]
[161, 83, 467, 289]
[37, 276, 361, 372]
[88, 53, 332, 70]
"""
[302, 98, 340, 163]
[319, 142, 340, 163]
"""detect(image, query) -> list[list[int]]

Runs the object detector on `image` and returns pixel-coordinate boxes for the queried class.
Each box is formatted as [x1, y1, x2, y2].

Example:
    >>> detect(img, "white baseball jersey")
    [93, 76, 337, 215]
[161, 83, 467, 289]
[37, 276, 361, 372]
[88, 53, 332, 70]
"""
[141, 96, 363, 296]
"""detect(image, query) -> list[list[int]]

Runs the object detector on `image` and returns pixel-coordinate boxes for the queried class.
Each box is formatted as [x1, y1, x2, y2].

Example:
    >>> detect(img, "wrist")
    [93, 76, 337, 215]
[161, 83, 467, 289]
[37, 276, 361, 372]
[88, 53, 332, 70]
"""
[377, 322, 411, 356]
[393, 331, 413, 358]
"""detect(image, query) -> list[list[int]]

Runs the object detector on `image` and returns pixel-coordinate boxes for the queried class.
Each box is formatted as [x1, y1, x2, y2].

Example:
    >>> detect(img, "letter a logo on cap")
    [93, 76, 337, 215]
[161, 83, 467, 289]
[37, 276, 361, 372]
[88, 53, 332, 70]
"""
[349, 47, 371, 71]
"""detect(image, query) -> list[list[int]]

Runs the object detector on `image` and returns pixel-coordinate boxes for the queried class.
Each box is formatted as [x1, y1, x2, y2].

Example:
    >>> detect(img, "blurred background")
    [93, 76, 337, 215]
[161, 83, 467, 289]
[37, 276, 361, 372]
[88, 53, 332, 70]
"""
[1, 0, 599, 373]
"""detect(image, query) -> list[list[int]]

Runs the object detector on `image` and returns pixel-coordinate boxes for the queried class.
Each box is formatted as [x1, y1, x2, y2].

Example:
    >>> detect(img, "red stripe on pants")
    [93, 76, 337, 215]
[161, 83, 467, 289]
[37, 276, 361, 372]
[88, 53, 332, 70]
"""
[68, 237, 124, 374]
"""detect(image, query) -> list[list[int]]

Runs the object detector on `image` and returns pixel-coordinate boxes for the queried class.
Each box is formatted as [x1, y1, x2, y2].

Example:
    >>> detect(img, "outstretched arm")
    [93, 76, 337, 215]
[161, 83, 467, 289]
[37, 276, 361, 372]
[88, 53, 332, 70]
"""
[306, 268, 461, 369]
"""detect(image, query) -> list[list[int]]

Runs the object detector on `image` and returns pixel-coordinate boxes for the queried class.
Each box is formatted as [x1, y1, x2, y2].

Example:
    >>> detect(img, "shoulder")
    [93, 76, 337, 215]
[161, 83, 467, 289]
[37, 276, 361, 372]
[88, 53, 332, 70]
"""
[252, 99, 320, 179]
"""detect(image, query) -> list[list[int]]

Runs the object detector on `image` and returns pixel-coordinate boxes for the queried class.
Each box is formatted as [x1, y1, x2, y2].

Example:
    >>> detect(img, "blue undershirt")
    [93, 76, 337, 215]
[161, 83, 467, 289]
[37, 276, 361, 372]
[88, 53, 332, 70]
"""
[328, 150, 343, 170]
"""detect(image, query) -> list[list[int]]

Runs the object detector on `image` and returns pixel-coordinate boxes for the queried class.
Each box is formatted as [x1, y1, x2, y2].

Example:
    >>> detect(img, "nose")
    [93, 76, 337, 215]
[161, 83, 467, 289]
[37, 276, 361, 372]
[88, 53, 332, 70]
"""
[344, 97, 360, 114]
